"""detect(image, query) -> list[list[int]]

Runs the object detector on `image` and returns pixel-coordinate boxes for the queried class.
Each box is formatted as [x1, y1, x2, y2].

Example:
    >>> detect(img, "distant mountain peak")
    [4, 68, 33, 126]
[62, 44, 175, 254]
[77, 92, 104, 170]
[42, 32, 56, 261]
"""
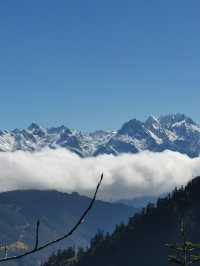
[158, 113, 195, 128]
[0, 114, 199, 157]
[47, 125, 71, 135]
[145, 115, 160, 127]
[28, 122, 42, 131]
[118, 119, 144, 135]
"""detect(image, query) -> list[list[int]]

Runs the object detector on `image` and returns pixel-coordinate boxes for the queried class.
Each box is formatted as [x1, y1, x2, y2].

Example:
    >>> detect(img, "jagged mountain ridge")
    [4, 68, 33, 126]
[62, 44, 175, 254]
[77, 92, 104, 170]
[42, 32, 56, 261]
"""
[1, 114, 200, 157]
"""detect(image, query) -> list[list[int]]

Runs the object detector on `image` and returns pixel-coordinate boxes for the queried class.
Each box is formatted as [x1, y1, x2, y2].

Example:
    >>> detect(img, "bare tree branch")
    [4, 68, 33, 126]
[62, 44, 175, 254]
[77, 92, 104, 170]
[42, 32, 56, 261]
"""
[34, 220, 40, 251]
[0, 173, 103, 263]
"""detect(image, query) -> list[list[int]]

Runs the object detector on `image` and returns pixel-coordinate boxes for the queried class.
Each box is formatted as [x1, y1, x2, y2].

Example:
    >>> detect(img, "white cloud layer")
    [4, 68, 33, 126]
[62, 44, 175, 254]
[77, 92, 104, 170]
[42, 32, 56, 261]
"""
[0, 148, 199, 200]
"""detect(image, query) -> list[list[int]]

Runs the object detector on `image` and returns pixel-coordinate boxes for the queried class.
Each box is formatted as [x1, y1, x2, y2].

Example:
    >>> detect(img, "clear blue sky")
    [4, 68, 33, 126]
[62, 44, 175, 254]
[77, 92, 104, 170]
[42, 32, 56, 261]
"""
[0, 0, 200, 131]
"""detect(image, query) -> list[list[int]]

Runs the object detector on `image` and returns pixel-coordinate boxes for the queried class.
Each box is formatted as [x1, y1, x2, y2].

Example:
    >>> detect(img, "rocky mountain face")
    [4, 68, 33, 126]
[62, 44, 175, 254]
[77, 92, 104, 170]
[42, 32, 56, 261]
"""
[0, 114, 200, 157]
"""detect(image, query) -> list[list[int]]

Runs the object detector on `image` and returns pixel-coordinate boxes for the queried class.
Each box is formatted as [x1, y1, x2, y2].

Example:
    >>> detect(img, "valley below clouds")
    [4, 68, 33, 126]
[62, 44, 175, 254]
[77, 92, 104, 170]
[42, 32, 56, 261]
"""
[0, 148, 199, 201]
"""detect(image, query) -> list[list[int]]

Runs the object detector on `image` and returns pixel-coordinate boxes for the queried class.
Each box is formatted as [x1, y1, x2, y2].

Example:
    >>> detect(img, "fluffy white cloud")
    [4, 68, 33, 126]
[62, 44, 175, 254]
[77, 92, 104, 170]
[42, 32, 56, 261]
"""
[0, 148, 199, 200]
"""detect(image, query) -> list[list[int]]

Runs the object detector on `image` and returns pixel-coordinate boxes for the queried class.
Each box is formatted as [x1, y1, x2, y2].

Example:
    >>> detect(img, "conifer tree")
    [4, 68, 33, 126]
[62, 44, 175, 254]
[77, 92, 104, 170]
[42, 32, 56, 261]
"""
[166, 219, 200, 265]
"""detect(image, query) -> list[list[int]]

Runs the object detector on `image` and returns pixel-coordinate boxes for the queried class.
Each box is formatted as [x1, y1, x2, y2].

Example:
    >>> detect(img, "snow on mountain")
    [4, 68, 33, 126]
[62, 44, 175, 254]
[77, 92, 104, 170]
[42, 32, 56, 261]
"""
[94, 114, 200, 157]
[0, 114, 200, 157]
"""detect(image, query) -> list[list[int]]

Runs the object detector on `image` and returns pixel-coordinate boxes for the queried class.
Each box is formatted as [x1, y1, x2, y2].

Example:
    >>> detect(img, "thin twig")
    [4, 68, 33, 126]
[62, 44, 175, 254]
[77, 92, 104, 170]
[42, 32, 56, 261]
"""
[34, 220, 40, 250]
[0, 174, 103, 263]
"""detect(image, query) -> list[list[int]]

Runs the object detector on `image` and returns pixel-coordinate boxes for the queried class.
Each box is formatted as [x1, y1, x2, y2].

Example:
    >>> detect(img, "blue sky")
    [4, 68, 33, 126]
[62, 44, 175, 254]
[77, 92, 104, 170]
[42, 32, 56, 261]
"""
[0, 0, 200, 131]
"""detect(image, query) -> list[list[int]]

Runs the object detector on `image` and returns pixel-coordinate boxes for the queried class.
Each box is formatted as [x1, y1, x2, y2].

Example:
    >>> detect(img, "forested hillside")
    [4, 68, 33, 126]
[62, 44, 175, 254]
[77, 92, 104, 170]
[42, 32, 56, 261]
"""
[42, 176, 200, 266]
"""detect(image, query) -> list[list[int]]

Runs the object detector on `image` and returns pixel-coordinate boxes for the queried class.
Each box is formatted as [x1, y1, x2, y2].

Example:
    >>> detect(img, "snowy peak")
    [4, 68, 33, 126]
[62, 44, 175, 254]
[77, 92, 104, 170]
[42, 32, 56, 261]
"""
[28, 122, 42, 131]
[118, 119, 148, 139]
[158, 113, 195, 129]
[94, 114, 200, 157]
[145, 115, 159, 124]
[145, 115, 161, 131]
[27, 123, 46, 139]
[47, 125, 71, 135]
[0, 114, 200, 157]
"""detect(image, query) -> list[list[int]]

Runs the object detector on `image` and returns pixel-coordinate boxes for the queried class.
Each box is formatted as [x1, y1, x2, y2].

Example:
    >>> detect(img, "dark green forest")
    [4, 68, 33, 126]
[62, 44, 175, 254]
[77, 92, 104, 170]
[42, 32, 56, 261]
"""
[41, 176, 200, 266]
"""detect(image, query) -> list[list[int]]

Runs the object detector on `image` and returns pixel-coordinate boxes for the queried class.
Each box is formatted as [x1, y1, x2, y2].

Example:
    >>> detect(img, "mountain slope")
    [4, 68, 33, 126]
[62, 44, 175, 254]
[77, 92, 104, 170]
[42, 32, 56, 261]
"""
[49, 176, 200, 266]
[0, 190, 135, 266]
[95, 114, 200, 157]
[0, 113, 200, 157]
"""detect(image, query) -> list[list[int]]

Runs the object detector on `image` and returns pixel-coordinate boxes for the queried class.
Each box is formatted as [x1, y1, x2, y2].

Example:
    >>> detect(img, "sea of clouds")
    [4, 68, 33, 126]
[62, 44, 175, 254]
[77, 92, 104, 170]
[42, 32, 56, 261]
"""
[0, 148, 199, 201]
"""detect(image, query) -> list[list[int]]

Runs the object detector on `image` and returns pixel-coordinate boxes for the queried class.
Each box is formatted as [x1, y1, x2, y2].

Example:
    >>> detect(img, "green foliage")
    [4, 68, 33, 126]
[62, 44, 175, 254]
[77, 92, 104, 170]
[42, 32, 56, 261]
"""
[166, 219, 200, 266]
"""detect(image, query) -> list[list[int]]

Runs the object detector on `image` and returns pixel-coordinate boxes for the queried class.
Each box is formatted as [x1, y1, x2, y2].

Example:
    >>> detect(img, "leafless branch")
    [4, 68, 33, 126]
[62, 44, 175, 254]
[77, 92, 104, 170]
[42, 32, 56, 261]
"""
[34, 220, 40, 250]
[0, 174, 103, 263]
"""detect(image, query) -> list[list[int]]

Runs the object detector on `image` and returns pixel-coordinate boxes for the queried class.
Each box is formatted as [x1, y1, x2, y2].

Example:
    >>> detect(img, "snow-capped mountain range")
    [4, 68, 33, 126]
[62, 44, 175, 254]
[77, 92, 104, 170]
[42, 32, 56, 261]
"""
[0, 114, 200, 157]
